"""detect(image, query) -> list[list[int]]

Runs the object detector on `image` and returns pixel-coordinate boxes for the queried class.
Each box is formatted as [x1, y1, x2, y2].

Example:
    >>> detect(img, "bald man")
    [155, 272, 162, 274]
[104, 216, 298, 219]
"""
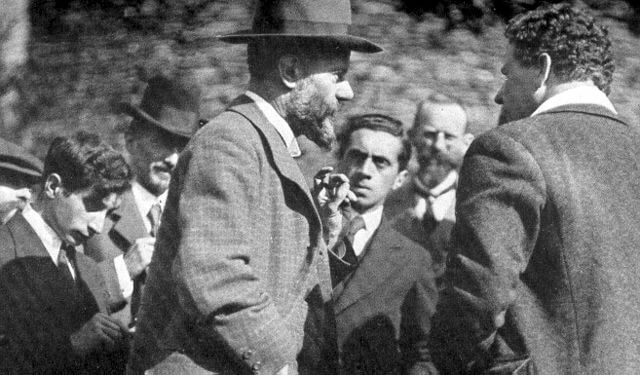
[385, 94, 473, 285]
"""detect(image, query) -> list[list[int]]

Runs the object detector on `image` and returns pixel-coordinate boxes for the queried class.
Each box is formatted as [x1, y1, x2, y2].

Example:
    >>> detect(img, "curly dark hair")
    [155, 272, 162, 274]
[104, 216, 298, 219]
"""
[337, 114, 412, 171]
[44, 131, 132, 197]
[505, 2, 614, 94]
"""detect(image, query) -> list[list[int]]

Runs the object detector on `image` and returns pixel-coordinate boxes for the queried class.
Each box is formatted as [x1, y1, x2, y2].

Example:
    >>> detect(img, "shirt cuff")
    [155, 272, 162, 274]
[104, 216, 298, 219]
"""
[114, 255, 134, 299]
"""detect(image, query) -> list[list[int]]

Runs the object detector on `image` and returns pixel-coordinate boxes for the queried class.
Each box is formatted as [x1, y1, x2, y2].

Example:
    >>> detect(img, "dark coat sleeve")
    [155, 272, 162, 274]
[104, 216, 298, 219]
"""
[429, 130, 547, 373]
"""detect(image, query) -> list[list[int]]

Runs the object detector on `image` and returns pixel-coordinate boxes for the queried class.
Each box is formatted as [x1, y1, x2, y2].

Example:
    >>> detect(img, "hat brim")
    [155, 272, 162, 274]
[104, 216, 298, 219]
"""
[115, 102, 192, 139]
[218, 31, 382, 53]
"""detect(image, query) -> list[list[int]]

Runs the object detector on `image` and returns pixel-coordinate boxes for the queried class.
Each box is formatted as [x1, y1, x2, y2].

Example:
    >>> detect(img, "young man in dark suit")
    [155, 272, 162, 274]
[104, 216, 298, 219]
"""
[431, 4, 640, 374]
[0, 131, 132, 374]
[325, 114, 439, 374]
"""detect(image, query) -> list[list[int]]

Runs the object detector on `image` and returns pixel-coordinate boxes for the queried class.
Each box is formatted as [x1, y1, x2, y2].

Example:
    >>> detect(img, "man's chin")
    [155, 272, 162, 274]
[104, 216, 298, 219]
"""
[307, 118, 336, 151]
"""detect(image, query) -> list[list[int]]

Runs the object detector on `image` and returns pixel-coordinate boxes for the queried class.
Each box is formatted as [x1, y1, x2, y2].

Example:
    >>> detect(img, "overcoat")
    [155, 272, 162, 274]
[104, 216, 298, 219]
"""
[0, 213, 126, 374]
[331, 217, 439, 375]
[129, 95, 334, 375]
[431, 104, 640, 374]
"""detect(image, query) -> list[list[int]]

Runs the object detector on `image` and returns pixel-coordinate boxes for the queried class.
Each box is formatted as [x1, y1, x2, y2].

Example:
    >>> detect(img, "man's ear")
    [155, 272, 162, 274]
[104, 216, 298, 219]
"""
[43, 173, 63, 199]
[392, 170, 409, 190]
[534, 53, 552, 100]
[278, 55, 304, 89]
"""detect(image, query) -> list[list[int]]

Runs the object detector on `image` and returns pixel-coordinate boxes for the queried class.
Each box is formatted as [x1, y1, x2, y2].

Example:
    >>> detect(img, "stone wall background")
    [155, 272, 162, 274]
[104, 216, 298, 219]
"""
[4, 0, 640, 162]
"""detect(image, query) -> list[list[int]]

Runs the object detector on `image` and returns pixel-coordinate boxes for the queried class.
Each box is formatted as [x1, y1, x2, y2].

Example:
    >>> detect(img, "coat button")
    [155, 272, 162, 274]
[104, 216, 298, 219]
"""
[0, 334, 8, 346]
[242, 350, 254, 360]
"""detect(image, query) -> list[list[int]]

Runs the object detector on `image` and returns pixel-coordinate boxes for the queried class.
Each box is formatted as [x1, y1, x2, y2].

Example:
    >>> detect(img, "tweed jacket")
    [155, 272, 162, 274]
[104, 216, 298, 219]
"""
[0, 213, 126, 374]
[388, 181, 456, 284]
[331, 217, 439, 375]
[84, 189, 149, 326]
[430, 104, 640, 375]
[129, 95, 333, 375]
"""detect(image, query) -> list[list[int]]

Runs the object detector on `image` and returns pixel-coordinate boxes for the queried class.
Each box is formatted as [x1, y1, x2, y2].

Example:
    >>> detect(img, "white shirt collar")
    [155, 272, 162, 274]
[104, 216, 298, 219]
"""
[351, 205, 384, 257]
[245, 91, 302, 157]
[21, 203, 63, 266]
[131, 181, 167, 233]
[531, 85, 617, 117]
[412, 171, 457, 222]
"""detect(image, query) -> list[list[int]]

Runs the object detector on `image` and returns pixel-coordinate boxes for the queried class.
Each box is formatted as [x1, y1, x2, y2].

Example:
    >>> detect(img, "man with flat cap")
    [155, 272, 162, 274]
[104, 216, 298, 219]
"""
[129, 0, 381, 374]
[84, 73, 201, 329]
[0, 137, 43, 224]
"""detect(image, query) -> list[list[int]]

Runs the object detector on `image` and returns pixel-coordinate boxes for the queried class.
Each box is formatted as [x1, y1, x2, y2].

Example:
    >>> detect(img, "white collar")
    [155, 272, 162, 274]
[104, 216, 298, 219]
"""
[359, 204, 384, 233]
[21, 203, 63, 266]
[245, 91, 302, 157]
[430, 170, 458, 197]
[531, 85, 617, 117]
[351, 205, 384, 257]
[131, 181, 166, 232]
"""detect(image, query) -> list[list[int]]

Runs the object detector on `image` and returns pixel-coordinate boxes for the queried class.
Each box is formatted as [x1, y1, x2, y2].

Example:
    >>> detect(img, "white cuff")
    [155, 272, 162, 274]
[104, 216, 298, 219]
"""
[114, 255, 134, 299]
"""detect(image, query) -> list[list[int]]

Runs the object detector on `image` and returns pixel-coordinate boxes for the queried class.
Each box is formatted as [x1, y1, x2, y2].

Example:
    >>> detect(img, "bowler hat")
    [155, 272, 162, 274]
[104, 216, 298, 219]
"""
[0, 138, 43, 184]
[117, 74, 202, 139]
[219, 0, 382, 53]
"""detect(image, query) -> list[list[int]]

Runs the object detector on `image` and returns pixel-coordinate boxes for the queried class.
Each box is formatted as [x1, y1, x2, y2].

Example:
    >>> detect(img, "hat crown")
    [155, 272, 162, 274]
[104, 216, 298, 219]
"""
[252, 0, 352, 32]
[121, 74, 201, 138]
[218, 0, 382, 53]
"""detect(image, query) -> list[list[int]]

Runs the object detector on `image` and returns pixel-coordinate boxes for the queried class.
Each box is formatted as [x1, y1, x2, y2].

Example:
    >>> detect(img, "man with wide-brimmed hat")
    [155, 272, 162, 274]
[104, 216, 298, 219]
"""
[129, 0, 381, 374]
[83, 73, 201, 330]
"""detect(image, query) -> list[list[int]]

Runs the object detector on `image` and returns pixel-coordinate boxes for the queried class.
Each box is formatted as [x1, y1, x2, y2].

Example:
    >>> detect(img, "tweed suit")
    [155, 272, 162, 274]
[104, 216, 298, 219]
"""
[129, 95, 333, 375]
[430, 104, 640, 374]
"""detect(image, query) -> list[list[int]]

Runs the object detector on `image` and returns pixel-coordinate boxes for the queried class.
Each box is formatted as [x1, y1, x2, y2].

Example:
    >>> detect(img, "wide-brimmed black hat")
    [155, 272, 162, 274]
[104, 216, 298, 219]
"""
[218, 0, 382, 53]
[0, 138, 43, 184]
[116, 74, 202, 139]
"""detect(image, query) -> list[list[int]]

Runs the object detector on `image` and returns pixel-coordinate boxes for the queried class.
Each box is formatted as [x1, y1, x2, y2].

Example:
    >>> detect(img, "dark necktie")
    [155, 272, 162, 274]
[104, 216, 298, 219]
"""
[342, 215, 366, 265]
[58, 244, 76, 285]
[147, 201, 162, 237]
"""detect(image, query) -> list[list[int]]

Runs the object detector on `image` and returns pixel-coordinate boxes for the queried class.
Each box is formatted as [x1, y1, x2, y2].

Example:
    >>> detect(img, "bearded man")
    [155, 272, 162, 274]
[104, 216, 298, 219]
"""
[127, 0, 381, 374]
[385, 94, 472, 284]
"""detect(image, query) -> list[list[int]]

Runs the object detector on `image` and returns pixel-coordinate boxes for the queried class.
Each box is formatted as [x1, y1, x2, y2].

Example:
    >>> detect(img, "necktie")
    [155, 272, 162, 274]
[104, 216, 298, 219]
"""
[58, 244, 76, 285]
[147, 201, 162, 237]
[342, 215, 366, 265]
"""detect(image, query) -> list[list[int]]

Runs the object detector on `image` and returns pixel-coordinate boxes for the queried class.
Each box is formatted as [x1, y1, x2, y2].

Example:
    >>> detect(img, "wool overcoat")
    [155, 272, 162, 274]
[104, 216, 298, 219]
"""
[431, 104, 640, 374]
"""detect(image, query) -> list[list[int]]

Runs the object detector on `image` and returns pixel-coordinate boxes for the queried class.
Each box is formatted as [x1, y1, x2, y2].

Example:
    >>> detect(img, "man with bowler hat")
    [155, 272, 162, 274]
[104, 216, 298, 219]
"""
[84, 72, 202, 329]
[0, 137, 43, 224]
[128, 0, 381, 374]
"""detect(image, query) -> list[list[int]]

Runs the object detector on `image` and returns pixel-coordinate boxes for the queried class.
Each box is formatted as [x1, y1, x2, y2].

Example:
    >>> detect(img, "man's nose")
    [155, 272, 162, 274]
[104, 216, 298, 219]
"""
[356, 157, 375, 177]
[165, 151, 179, 168]
[88, 212, 106, 235]
[495, 85, 504, 105]
[336, 81, 354, 101]
[433, 132, 447, 151]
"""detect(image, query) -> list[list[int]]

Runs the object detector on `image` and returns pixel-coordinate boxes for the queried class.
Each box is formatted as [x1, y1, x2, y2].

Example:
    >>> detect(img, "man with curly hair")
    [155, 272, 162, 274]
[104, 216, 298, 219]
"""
[430, 3, 640, 374]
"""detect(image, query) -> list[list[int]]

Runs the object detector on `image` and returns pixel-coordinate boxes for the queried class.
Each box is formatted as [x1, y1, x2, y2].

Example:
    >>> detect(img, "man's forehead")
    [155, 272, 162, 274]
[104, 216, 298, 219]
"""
[348, 129, 403, 156]
[306, 48, 351, 70]
[416, 103, 467, 135]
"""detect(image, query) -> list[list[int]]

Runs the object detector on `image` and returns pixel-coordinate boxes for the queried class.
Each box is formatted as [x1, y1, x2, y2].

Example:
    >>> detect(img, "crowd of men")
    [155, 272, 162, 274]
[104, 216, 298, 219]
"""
[2, 0, 640, 374]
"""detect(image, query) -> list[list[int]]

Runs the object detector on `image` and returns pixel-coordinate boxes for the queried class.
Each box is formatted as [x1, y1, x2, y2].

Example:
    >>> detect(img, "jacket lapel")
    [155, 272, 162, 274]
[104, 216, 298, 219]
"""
[110, 189, 149, 248]
[7, 213, 50, 259]
[226, 96, 323, 235]
[333, 219, 409, 315]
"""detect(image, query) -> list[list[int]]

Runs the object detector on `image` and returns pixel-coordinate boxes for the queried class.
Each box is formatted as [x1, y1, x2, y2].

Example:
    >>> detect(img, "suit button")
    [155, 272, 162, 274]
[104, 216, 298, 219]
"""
[318, 250, 324, 256]
[242, 350, 254, 360]
[0, 334, 8, 346]
[252, 361, 261, 372]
